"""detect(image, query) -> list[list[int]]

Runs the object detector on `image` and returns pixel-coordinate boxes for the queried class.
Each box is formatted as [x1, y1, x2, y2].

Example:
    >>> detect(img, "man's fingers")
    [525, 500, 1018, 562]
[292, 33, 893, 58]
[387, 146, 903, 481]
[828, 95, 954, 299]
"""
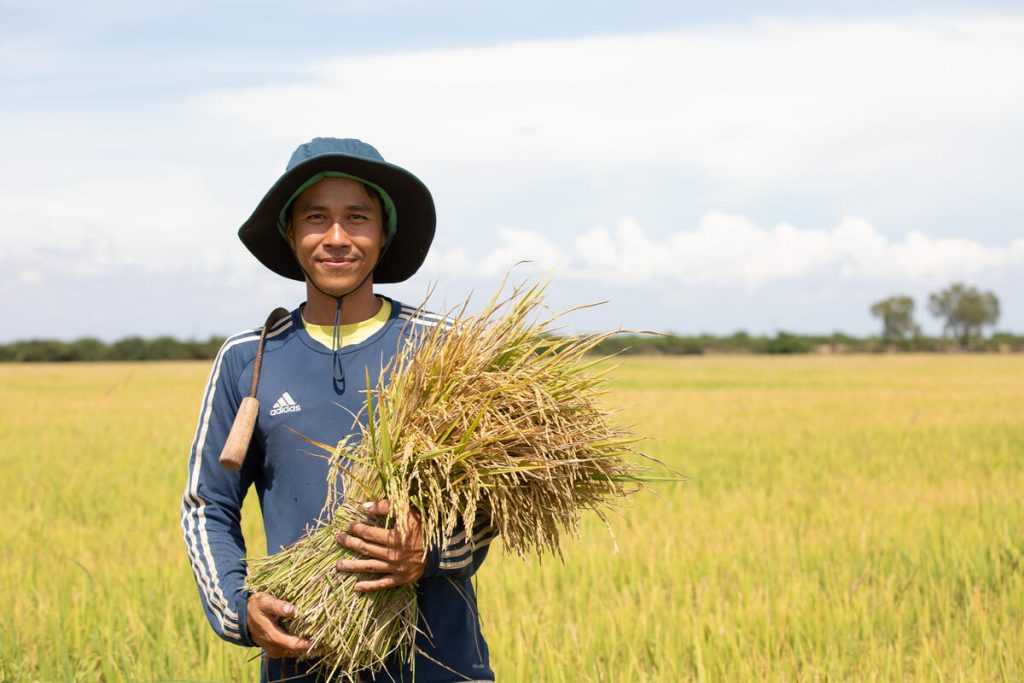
[354, 575, 401, 592]
[263, 632, 311, 658]
[336, 531, 391, 560]
[337, 557, 392, 574]
[255, 594, 297, 619]
[346, 522, 397, 546]
[261, 626, 310, 656]
[360, 499, 390, 516]
[248, 593, 310, 656]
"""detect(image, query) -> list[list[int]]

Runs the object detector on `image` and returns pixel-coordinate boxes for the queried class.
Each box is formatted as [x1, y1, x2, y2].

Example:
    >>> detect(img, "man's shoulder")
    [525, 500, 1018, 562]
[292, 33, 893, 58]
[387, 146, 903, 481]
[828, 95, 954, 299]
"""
[390, 300, 454, 332]
[216, 310, 298, 366]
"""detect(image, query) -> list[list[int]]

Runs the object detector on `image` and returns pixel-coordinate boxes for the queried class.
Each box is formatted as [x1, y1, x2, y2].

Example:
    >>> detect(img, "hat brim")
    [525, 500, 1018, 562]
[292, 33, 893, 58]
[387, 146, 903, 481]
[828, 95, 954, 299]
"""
[238, 153, 435, 284]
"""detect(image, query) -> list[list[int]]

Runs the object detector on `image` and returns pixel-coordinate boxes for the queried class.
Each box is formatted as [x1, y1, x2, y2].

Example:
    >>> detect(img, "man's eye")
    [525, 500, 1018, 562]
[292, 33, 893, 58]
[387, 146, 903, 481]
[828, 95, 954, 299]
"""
[350, 214, 367, 221]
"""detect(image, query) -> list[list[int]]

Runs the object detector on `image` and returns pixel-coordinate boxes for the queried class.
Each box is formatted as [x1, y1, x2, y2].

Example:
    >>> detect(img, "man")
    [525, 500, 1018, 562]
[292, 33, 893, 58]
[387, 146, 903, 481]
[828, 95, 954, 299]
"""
[181, 138, 495, 682]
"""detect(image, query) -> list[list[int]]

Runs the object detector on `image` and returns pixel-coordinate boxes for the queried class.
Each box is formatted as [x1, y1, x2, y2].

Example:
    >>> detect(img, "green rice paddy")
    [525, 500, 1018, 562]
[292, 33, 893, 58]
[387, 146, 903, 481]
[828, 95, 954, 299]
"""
[1, 355, 1021, 681]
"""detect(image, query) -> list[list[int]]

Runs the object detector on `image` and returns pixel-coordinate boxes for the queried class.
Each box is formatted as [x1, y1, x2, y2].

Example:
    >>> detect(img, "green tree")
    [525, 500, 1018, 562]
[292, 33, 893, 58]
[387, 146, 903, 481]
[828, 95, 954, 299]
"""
[108, 336, 149, 361]
[763, 331, 811, 354]
[147, 335, 191, 360]
[68, 337, 108, 361]
[870, 296, 917, 342]
[928, 282, 1000, 348]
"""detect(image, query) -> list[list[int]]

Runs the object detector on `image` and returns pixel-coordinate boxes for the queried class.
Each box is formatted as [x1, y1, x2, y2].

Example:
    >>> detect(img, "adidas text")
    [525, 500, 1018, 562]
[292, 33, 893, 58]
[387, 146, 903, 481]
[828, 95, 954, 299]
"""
[269, 392, 302, 417]
[270, 404, 301, 416]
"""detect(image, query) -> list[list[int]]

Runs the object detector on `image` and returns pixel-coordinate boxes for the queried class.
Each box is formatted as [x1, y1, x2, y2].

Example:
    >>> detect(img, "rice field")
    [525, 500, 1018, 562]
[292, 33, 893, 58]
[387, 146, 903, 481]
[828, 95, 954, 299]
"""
[1, 355, 1021, 681]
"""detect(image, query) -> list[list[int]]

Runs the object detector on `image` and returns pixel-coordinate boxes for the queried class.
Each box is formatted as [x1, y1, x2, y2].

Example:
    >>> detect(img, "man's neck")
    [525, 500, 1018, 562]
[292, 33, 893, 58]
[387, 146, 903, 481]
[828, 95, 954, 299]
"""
[302, 281, 382, 325]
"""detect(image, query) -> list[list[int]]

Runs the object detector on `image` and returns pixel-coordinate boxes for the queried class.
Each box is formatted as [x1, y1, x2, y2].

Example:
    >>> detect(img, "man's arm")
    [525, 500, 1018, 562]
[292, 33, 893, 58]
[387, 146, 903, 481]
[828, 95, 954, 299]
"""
[421, 515, 496, 580]
[180, 335, 259, 646]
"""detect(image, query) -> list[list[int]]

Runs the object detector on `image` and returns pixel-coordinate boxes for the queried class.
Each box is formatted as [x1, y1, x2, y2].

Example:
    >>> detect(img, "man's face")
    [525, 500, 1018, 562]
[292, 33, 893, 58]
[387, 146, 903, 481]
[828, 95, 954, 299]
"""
[287, 177, 385, 297]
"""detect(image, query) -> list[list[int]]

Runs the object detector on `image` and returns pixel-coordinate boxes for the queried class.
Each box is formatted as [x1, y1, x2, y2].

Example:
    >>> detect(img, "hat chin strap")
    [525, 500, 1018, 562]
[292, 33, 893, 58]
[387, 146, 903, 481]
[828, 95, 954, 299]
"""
[292, 239, 392, 394]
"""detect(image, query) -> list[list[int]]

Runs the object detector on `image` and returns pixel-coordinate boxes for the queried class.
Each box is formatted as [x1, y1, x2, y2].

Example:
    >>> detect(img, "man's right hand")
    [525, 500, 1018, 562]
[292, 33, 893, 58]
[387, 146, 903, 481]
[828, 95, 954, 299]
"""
[246, 593, 311, 658]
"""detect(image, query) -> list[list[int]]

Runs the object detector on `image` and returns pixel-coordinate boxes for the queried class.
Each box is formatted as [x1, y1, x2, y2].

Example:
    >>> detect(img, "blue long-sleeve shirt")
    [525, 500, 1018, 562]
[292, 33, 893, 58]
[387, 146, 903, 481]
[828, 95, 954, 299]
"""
[181, 300, 495, 682]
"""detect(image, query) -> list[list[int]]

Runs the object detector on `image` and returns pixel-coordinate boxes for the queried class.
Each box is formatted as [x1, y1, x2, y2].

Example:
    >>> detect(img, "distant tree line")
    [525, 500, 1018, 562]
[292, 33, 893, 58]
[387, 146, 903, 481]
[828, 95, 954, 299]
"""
[2, 327, 1020, 362]
[1, 283, 1018, 361]
[593, 282, 1018, 356]
[1, 328, 1019, 362]
[0, 336, 226, 362]
[592, 329, 1023, 356]
[595, 283, 1017, 356]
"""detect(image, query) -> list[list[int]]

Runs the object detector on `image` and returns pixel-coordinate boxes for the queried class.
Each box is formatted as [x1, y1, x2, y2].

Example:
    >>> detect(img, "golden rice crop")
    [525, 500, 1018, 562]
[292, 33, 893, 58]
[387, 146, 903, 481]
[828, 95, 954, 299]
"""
[246, 278, 654, 678]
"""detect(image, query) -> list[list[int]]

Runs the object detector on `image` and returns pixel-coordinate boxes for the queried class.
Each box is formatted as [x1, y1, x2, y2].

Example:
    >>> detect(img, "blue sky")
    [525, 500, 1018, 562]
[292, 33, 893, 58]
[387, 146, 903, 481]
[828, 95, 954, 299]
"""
[2, 1, 1022, 341]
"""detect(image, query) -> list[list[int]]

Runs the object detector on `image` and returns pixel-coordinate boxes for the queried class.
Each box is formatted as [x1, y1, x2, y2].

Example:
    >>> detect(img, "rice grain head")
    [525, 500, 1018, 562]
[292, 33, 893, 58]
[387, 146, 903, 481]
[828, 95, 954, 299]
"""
[246, 275, 659, 677]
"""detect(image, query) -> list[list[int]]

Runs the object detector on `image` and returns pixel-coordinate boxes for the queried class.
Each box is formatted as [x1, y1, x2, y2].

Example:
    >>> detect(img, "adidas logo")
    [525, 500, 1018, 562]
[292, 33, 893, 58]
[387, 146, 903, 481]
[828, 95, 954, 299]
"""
[269, 391, 301, 416]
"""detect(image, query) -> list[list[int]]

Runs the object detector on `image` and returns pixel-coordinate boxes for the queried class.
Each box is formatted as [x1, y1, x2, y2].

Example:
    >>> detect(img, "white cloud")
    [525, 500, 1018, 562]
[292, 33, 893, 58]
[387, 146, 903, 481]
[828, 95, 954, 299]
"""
[193, 16, 1024, 198]
[421, 245, 474, 276]
[3, 211, 1021, 340]
[6, 15, 1023, 272]
[0, 169, 246, 269]
[439, 213, 1024, 287]
[17, 268, 42, 285]
[4, 13, 1024, 337]
[476, 227, 564, 276]
[425, 227, 565, 278]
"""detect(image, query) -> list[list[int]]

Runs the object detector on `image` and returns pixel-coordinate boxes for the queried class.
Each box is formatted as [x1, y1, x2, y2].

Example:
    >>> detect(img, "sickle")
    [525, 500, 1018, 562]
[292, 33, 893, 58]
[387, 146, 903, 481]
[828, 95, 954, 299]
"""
[218, 307, 291, 472]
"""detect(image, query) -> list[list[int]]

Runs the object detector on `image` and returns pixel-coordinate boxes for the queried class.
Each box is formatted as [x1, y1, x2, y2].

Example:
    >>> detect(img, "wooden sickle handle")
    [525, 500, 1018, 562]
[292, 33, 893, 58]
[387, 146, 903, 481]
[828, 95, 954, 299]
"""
[218, 308, 290, 472]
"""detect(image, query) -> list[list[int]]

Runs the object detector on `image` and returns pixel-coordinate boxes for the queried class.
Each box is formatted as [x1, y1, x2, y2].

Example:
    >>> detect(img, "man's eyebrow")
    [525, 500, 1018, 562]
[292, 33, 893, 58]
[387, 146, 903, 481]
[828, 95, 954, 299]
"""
[297, 201, 376, 213]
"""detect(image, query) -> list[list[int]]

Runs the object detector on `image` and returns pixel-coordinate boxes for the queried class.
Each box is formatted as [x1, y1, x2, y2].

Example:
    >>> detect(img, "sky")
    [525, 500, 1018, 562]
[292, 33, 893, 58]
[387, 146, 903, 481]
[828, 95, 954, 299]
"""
[2, 1, 1022, 342]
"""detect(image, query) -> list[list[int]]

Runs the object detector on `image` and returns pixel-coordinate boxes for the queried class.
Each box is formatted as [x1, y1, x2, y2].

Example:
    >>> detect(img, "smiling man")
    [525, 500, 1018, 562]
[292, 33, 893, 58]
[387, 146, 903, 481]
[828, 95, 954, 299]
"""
[289, 176, 388, 324]
[181, 138, 496, 682]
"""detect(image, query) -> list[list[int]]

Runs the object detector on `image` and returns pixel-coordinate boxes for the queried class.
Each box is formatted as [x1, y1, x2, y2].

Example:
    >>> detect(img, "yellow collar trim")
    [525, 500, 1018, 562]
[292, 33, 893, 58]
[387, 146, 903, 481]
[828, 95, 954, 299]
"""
[301, 298, 391, 350]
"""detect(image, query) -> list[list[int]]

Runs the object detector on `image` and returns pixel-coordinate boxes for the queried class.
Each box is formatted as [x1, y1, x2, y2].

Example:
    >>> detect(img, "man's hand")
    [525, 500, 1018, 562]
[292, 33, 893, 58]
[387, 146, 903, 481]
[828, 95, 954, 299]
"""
[246, 593, 311, 658]
[336, 499, 425, 591]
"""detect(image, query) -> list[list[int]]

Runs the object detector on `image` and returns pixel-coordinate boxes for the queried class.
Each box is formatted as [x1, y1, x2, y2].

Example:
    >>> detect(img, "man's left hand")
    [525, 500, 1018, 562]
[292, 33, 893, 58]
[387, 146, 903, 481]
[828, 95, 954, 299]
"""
[336, 499, 425, 591]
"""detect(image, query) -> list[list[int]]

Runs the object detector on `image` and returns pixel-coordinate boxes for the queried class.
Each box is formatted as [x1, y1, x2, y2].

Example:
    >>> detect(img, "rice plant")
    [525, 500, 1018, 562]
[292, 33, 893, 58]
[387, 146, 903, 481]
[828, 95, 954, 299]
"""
[246, 277, 654, 677]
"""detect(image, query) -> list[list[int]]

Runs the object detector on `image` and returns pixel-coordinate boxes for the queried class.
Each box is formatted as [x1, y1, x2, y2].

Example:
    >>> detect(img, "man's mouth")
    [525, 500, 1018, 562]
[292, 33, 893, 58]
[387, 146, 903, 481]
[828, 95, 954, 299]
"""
[318, 256, 358, 269]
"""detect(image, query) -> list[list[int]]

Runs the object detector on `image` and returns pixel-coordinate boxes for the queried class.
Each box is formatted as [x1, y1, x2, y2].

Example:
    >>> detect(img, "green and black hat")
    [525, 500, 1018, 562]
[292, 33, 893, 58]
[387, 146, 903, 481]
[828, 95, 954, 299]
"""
[238, 137, 436, 283]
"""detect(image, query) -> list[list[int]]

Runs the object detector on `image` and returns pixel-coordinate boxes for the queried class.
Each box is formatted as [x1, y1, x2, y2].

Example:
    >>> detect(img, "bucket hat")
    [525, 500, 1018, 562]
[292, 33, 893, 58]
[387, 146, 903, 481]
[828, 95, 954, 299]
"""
[238, 137, 436, 284]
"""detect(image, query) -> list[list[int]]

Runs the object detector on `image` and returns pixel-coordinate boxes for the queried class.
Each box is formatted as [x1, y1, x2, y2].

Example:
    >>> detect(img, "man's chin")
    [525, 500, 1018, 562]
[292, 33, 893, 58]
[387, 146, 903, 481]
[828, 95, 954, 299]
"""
[307, 274, 371, 299]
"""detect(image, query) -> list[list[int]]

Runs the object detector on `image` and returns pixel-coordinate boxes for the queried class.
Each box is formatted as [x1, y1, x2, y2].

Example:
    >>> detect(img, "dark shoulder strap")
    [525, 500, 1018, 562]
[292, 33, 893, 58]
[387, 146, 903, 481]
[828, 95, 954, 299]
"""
[247, 307, 290, 399]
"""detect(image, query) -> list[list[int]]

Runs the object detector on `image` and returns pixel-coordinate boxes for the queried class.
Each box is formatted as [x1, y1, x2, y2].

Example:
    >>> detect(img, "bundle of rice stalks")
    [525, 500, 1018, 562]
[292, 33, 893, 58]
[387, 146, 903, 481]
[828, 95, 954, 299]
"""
[246, 277, 656, 678]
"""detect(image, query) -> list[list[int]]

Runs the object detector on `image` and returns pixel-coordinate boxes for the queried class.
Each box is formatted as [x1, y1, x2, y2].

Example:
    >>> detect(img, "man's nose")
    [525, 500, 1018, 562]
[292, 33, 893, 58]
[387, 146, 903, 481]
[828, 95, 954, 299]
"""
[324, 221, 352, 246]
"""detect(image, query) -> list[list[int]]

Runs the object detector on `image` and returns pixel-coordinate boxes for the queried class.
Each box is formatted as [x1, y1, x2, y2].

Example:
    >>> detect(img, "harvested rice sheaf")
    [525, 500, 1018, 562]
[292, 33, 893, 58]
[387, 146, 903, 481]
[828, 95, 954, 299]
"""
[246, 278, 657, 678]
